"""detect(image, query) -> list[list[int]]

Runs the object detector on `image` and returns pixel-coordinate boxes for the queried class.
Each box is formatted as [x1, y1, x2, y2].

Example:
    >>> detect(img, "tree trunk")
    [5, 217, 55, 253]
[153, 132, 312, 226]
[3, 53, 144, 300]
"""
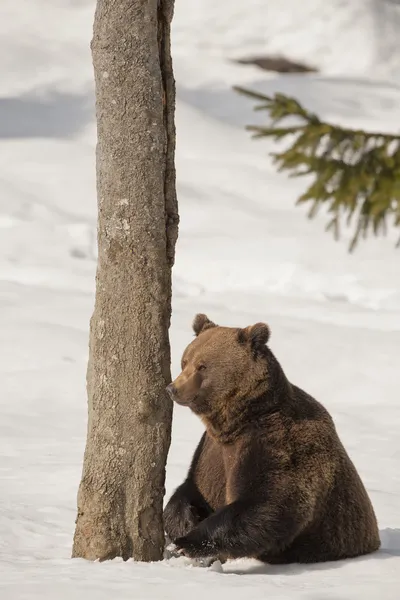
[72, 0, 178, 562]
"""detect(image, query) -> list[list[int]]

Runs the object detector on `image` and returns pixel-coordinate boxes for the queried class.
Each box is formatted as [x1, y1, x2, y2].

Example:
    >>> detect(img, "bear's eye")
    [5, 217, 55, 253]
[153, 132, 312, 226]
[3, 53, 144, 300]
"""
[197, 364, 206, 371]
[181, 359, 188, 369]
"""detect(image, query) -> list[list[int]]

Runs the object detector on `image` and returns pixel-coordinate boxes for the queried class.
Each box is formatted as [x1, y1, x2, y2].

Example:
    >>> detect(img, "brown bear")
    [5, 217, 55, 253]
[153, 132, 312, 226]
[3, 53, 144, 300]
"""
[164, 314, 380, 564]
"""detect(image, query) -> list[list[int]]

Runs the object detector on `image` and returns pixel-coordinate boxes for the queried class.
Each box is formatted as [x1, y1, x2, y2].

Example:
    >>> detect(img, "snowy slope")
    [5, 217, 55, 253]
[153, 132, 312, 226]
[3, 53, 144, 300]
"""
[1, 0, 400, 598]
[173, 0, 400, 82]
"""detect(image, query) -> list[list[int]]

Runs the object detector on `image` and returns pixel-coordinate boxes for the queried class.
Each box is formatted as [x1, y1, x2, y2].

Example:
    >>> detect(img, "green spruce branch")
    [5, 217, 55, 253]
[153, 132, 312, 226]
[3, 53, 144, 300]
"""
[234, 86, 400, 251]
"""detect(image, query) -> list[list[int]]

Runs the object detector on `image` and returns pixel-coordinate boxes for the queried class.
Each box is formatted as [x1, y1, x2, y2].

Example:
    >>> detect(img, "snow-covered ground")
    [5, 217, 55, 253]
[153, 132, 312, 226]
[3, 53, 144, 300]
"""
[1, 0, 400, 598]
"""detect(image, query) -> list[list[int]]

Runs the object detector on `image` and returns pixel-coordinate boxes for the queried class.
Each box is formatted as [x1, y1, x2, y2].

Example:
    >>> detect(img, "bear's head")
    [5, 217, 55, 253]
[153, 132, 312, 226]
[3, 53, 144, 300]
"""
[166, 314, 273, 431]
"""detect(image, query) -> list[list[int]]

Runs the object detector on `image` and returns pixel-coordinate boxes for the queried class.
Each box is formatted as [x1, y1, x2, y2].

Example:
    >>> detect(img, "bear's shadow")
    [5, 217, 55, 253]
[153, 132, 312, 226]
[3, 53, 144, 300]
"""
[222, 528, 400, 576]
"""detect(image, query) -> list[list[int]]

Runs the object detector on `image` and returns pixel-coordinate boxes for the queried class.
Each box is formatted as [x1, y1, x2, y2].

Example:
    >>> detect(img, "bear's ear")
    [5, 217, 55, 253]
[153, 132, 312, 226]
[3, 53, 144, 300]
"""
[192, 313, 217, 336]
[240, 322, 271, 348]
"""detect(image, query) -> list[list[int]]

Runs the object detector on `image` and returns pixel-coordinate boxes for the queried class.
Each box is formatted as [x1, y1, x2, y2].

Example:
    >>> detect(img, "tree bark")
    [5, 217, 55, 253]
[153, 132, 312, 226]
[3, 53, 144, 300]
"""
[72, 0, 178, 562]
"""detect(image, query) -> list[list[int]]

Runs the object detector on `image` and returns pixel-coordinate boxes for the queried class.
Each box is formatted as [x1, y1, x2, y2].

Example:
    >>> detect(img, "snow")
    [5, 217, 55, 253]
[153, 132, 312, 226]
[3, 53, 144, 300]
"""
[1, 0, 400, 598]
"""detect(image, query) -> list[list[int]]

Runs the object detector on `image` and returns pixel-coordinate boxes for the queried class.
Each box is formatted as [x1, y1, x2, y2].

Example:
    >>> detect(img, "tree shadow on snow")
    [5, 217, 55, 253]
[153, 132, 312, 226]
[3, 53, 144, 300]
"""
[0, 91, 94, 139]
[224, 528, 400, 576]
[177, 72, 400, 132]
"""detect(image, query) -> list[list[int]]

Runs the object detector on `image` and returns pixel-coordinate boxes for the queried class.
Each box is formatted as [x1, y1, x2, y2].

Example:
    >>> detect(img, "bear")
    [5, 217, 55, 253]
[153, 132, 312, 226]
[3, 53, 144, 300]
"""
[163, 313, 380, 564]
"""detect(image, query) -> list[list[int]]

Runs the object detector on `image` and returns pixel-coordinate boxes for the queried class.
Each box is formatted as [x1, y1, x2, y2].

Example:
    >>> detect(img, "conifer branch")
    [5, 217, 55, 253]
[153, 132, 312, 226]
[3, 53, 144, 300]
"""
[234, 86, 400, 250]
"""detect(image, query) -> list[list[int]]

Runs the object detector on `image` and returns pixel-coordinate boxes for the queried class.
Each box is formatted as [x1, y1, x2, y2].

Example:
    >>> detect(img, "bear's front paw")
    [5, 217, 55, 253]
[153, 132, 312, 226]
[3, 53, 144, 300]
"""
[164, 500, 200, 541]
[174, 533, 217, 559]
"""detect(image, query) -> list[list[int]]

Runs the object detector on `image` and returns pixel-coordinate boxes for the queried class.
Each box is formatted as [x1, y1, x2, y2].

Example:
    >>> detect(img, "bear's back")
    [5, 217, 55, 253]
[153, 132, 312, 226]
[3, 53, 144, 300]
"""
[278, 383, 381, 562]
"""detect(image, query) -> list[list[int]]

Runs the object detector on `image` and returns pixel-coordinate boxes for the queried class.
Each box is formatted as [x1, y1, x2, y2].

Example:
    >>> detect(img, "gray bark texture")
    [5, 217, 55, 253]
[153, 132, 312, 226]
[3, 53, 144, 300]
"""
[72, 0, 178, 562]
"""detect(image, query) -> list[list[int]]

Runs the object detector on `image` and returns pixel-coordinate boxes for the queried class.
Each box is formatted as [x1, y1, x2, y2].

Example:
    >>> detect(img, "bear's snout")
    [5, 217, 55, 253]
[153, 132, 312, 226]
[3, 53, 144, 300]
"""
[166, 377, 198, 407]
[166, 383, 177, 399]
[166, 382, 188, 405]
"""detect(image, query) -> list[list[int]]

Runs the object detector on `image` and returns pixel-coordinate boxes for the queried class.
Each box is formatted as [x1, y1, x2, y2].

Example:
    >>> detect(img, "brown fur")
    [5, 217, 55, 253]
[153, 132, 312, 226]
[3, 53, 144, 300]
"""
[164, 315, 380, 564]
